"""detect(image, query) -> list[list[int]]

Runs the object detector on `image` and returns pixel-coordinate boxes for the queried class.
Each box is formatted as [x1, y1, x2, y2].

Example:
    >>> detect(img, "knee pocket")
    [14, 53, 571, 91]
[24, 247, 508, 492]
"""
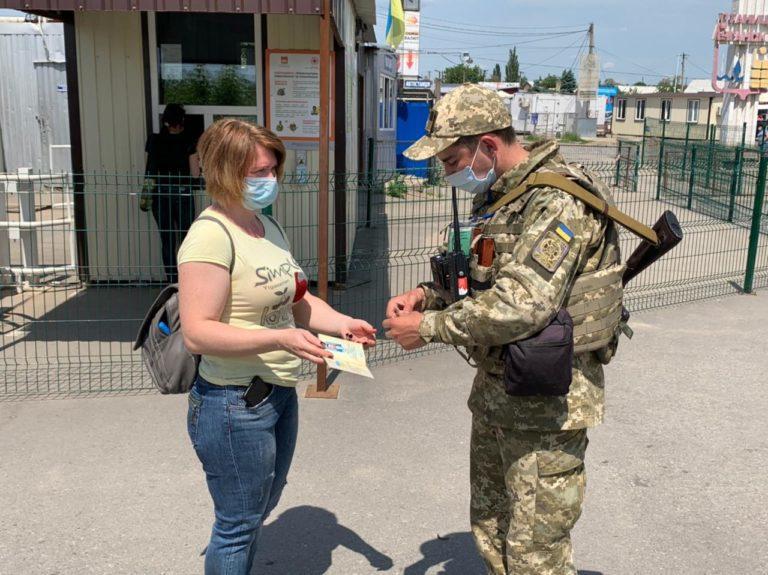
[508, 451, 586, 547]
[533, 451, 585, 545]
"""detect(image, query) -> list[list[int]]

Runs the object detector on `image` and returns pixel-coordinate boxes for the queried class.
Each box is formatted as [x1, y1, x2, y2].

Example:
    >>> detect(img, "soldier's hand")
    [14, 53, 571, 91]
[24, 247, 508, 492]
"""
[383, 312, 427, 350]
[385, 288, 425, 319]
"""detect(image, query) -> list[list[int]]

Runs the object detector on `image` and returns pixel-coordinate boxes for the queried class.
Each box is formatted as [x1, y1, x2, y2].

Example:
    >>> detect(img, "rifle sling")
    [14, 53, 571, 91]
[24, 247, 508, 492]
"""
[486, 172, 659, 245]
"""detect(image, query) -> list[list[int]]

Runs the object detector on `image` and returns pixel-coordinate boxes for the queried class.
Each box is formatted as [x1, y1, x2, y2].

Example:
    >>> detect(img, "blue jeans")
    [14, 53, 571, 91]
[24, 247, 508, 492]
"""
[188, 376, 299, 575]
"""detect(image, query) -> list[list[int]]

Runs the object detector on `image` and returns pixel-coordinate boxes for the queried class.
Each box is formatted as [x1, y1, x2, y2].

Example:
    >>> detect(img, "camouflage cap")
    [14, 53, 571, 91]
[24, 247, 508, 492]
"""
[403, 84, 513, 161]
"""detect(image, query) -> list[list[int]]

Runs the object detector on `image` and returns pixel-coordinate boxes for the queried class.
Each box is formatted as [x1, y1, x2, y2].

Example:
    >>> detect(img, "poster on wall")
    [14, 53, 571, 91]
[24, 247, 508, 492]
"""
[266, 50, 334, 141]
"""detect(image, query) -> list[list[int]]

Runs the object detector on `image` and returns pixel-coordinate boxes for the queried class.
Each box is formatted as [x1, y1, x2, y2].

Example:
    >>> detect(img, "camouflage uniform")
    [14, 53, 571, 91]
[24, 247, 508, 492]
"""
[404, 85, 622, 575]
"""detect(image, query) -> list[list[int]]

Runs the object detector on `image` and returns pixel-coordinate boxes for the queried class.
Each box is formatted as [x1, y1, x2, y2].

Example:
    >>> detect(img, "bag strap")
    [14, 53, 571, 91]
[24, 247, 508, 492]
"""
[261, 213, 289, 245]
[197, 215, 236, 273]
[485, 171, 659, 245]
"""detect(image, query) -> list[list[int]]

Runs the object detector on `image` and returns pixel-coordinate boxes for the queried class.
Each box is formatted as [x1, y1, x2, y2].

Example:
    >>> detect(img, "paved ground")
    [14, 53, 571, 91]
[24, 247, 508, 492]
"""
[1, 292, 767, 575]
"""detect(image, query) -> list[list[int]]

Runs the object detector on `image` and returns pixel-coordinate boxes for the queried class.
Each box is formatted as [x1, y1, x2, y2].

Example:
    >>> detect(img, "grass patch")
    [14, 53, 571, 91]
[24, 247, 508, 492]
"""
[560, 132, 587, 143]
[386, 175, 408, 199]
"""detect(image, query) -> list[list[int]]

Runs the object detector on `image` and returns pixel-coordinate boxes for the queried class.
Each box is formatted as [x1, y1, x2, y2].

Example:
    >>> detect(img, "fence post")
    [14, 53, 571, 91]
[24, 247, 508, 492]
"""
[366, 137, 374, 228]
[614, 139, 622, 186]
[687, 146, 697, 210]
[655, 119, 667, 200]
[640, 117, 647, 165]
[705, 126, 715, 189]
[743, 152, 767, 293]
[727, 146, 742, 222]
[682, 121, 691, 178]
[633, 144, 640, 192]
[737, 122, 747, 198]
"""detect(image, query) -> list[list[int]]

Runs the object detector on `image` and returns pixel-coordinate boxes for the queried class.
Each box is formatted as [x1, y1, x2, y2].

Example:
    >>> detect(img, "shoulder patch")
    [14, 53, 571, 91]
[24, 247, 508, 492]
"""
[530, 220, 571, 274]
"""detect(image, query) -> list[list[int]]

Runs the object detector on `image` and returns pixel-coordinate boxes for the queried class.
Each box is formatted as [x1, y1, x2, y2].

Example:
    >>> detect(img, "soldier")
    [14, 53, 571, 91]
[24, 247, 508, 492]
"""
[383, 84, 624, 575]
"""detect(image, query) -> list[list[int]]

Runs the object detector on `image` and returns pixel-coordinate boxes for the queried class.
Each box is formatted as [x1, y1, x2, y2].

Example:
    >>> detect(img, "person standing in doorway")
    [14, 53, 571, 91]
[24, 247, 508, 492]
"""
[142, 103, 199, 283]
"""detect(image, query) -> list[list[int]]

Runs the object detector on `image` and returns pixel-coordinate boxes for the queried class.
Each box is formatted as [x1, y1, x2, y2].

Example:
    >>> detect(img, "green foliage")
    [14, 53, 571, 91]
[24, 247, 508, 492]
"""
[602, 78, 618, 87]
[386, 175, 408, 199]
[163, 65, 257, 106]
[633, 80, 648, 86]
[442, 63, 487, 84]
[560, 69, 577, 94]
[657, 77, 675, 93]
[491, 64, 502, 82]
[560, 132, 586, 143]
[505, 47, 521, 82]
[533, 74, 559, 92]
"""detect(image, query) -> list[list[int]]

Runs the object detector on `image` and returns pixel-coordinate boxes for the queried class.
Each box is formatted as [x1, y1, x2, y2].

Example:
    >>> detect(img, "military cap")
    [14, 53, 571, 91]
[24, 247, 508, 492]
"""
[403, 83, 513, 160]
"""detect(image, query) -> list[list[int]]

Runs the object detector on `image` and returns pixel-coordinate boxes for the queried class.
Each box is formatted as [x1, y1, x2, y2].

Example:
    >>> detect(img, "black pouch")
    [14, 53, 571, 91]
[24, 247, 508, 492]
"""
[503, 309, 574, 396]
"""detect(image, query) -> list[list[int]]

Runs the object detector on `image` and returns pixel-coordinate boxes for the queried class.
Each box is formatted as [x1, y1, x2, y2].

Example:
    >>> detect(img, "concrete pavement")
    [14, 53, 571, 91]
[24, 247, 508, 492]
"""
[1, 292, 767, 574]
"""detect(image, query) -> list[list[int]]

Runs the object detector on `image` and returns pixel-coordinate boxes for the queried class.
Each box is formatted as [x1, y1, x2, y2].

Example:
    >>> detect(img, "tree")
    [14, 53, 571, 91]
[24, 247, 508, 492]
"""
[657, 77, 675, 93]
[633, 80, 648, 86]
[505, 47, 521, 82]
[491, 64, 502, 82]
[533, 74, 559, 92]
[560, 69, 577, 94]
[603, 77, 618, 87]
[442, 63, 486, 84]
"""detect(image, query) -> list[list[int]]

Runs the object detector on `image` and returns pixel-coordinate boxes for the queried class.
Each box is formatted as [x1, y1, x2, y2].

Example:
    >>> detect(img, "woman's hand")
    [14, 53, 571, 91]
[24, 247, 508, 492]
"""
[339, 317, 377, 347]
[277, 328, 334, 365]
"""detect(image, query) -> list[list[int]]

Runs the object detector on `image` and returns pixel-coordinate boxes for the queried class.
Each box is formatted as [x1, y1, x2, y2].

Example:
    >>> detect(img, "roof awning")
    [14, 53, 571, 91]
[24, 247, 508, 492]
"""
[0, 0, 322, 15]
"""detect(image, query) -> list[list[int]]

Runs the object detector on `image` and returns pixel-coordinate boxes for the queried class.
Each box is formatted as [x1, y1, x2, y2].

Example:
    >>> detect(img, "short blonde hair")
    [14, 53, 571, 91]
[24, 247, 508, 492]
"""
[196, 119, 286, 207]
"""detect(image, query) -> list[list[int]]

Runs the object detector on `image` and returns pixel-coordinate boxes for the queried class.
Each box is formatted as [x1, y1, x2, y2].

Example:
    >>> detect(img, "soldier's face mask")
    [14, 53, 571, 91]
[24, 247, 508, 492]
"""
[445, 142, 497, 195]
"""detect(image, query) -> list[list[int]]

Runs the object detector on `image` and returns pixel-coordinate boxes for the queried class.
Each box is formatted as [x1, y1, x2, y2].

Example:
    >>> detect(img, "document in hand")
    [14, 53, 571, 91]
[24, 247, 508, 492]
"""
[319, 334, 374, 379]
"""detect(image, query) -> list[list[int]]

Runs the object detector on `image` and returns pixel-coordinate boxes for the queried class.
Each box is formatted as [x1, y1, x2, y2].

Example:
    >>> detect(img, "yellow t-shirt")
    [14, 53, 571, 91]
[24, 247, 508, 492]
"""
[177, 208, 306, 387]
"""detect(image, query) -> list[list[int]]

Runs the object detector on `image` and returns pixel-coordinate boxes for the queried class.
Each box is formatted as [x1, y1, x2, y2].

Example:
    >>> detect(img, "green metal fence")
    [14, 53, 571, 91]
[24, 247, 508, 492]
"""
[1, 141, 766, 398]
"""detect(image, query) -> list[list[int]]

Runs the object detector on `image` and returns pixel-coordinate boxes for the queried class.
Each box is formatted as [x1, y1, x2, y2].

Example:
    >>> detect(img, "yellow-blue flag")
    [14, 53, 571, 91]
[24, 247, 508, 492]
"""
[385, 0, 405, 50]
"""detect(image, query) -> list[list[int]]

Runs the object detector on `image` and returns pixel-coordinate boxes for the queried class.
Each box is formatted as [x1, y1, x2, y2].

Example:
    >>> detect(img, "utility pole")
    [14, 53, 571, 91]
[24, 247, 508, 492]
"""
[673, 54, 680, 93]
[680, 52, 688, 92]
[588, 22, 594, 55]
[673, 53, 688, 93]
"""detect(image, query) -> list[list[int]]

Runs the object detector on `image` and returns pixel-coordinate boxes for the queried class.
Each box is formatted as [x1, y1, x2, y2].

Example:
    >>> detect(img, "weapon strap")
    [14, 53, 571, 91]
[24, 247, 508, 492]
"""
[486, 172, 659, 245]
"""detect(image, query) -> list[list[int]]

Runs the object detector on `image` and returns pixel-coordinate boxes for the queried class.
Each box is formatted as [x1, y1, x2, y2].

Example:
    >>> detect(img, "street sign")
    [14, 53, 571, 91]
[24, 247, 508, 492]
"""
[404, 80, 431, 90]
[398, 10, 421, 77]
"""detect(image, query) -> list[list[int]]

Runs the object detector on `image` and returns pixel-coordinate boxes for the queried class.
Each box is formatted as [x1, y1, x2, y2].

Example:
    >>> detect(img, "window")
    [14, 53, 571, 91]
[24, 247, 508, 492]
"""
[687, 99, 700, 123]
[661, 99, 672, 122]
[616, 98, 626, 121]
[635, 99, 646, 121]
[379, 75, 395, 130]
[156, 13, 257, 107]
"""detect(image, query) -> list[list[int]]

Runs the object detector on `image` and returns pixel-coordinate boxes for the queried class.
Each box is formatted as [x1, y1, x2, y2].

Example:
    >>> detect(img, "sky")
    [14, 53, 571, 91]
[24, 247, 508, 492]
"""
[2, 1, 729, 86]
[373, 0, 731, 85]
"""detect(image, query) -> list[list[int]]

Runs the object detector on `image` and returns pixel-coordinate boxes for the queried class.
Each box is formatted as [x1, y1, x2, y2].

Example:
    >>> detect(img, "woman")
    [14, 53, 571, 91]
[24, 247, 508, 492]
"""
[177, 119, 375, 574]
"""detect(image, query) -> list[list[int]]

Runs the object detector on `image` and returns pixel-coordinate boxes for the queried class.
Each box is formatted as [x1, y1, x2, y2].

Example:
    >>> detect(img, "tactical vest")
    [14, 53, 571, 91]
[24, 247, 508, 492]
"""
[470, 158, 625, 369]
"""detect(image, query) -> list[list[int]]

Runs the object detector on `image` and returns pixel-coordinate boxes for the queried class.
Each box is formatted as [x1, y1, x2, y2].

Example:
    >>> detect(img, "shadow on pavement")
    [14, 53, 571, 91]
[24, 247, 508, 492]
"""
[254, 505, 393, 574]
[403, 531, 484, 575]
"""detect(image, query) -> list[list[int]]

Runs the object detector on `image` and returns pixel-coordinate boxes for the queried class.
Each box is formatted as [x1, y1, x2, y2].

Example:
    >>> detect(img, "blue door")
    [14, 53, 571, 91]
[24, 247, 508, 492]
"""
[396, 99, 431, 177]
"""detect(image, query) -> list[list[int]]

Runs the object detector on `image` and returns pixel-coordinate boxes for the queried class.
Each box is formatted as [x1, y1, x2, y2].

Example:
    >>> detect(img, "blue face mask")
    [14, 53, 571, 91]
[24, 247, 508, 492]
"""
[445, 143, 497, 195]
[242, 177, 279, 211]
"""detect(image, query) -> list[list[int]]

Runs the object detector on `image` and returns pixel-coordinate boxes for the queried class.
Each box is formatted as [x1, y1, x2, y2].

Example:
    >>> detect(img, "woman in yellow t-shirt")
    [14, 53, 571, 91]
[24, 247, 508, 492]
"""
[177, 119, 375, 574]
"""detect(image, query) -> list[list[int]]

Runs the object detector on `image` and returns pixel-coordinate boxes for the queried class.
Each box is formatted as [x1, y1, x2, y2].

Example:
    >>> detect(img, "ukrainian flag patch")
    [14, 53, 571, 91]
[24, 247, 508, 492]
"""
[529, 220, 573, 276]
[555, 222, 574, 243]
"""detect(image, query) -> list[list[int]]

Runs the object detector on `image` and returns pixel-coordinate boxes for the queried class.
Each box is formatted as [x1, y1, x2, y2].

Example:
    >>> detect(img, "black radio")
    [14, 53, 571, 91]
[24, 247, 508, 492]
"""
[430, 186, 470, 303]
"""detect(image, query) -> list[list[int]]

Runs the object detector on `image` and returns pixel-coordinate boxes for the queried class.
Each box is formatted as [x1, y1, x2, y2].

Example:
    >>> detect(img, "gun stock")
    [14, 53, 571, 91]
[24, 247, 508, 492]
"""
[622, 211, 683, 287]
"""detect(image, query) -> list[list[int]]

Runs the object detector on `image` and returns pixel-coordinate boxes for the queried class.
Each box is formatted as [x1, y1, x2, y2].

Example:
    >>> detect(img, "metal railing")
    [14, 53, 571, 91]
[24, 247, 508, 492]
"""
[1, 142, 766, 398]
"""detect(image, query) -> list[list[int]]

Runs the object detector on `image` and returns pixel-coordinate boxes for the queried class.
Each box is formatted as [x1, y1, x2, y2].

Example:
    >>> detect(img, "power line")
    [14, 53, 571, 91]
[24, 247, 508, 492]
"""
[686, 57, 711, 77]
[526, 33, 586, 68]
[374, 11, 588, 32]
[596, 47, 668, 78]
